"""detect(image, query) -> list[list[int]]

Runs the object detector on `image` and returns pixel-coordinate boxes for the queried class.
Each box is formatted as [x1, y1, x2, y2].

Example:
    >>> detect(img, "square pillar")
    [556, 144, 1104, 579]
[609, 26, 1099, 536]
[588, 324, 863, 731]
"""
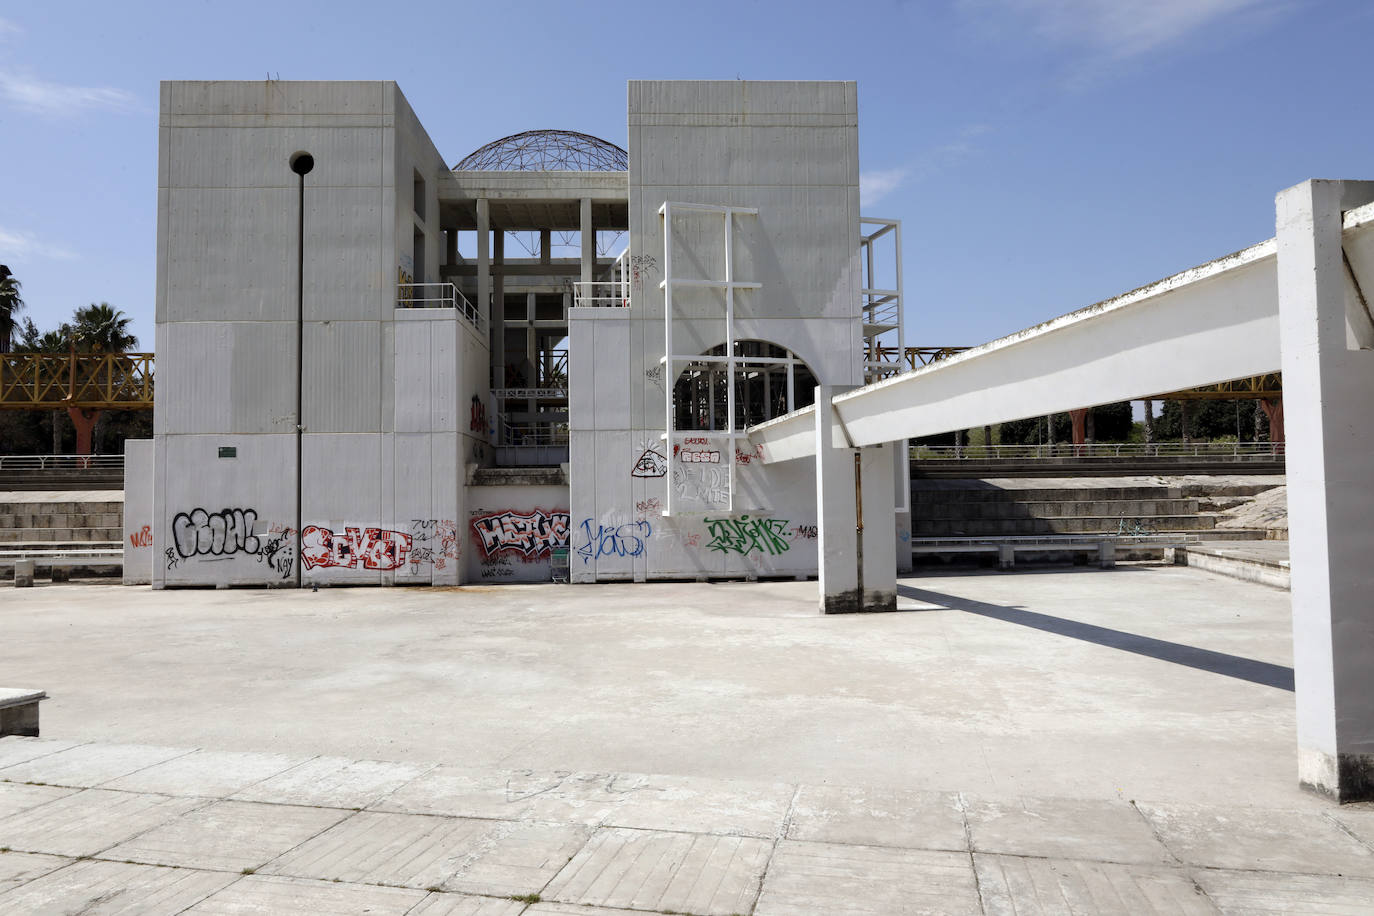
[476, 199, 491, 325]
[815, 386, 898, 614]
[580, 198, 594, 285]
[1277, 178, 1374, 801]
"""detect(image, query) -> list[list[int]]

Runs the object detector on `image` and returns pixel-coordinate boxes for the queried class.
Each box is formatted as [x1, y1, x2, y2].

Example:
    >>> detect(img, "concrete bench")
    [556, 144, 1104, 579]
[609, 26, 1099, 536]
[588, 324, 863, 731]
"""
[1, 554, 123, 586]
[0, 689, 46, 737]
[910, 535, 1199, 570]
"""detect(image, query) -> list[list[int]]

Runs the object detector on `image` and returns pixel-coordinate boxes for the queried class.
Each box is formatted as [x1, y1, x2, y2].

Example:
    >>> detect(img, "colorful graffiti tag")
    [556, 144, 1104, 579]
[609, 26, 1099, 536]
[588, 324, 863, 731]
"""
[575, 518, 652, 564]
[703, 515, 792, 556]
[301, 525, 413, 571]
[470, 509, 570, 559]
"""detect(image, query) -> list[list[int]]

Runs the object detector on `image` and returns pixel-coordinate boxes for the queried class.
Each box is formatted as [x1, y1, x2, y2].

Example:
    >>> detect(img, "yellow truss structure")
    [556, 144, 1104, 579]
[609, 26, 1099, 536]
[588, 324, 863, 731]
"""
[1150, 373, 1282, 401]
[0, 352, 155, 410]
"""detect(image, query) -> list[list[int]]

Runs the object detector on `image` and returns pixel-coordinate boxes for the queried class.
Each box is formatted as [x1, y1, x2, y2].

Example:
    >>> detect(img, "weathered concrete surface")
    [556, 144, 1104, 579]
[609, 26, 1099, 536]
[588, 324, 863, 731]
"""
[0, 571, 1303, 804]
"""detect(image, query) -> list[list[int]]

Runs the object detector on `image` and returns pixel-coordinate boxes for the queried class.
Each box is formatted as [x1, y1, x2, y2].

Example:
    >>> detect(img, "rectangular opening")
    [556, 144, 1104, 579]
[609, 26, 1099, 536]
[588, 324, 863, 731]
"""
[413, 170, 426, 221]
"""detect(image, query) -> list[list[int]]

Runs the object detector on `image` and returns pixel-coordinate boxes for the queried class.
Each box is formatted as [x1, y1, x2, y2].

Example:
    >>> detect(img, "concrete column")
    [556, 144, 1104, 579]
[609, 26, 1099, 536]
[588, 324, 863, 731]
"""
[580, 198, 594, 286]
[1277, 178, 1374, 801]
[493, 230, 505, 389]
[476, 198, 491, 326]
[815, 386, 897, 614]
[540, 228, 551, 265]
[445, 228, 457, 267]
[14, 559, 34, 588]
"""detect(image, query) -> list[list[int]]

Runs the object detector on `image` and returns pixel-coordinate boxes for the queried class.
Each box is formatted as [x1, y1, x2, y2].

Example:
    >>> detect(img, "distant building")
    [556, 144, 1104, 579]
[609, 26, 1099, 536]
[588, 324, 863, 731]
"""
[134, 80, 907, 587]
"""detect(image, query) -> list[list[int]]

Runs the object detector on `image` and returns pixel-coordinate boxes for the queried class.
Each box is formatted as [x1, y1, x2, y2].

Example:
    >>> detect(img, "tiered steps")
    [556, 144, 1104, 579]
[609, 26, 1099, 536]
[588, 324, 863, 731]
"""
[0, 493, 123, 580]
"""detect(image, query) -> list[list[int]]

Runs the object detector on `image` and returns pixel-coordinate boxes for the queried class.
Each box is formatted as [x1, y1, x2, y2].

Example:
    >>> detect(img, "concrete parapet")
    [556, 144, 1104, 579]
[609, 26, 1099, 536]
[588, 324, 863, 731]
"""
[13, 559, 33, 587]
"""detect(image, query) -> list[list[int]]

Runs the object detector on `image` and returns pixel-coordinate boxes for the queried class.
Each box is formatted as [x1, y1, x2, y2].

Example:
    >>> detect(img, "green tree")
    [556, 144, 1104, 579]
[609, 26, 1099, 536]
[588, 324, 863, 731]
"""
[0, 265, 23, 354]
[70, 302, 137, 353]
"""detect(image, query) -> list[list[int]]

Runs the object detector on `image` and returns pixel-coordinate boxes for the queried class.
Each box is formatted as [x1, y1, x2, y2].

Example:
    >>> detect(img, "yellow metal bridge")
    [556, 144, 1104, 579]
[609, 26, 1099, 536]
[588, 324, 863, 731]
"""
[0, 352, 155, 410]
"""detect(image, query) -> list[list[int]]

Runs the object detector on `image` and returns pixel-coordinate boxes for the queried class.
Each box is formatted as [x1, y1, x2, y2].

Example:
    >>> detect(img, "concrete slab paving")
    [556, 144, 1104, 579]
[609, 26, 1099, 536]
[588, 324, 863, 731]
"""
[0, 849, 70, 894]
[754, 839, 981, 915]
[542, 826, 771, 916]
[0, 781, 77, 819]
[101, 748, 308, 798]
[787, 785, 966, 850]
[598, 773, 796, 837]
[180, 873, 427, 914]
[408, 893, 528, 915]
[262, 809, 588, 895]
[0, 737, 83, 770]
[1191, 867, 1374, 913]
[0, 788, 203, 857]
[973, 854, 1215, 915]
[376, 765, 577, 821]
[230, 754, 433, 809]
[101, 799, 349, 872]
[0, 741, 193, 787]
[964, 795, 1175, 865]
[0, 858, 236, 914]
[1137, 801, 1374, 876]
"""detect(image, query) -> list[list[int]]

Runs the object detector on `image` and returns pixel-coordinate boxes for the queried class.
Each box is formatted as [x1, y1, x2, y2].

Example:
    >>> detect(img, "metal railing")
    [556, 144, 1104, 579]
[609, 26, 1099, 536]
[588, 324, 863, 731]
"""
[572, 280, 631, 307]
[911, 442, 1285, 460]
[497, 422, 571, 447]
[397, 282, 485, 332]
[0, 352, 154, 410]
[0, 454, 125, 470]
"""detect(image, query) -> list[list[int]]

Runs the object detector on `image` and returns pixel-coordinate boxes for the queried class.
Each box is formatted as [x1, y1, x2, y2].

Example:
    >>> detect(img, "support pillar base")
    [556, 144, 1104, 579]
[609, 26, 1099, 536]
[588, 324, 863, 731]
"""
[822, 588, 898, 614]
[1299, 748, 1374, 803]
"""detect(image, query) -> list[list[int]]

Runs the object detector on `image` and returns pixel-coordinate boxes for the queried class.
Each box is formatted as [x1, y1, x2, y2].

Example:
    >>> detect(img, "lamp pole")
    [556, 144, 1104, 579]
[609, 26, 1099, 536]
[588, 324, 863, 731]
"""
[289, 151, 314, 588]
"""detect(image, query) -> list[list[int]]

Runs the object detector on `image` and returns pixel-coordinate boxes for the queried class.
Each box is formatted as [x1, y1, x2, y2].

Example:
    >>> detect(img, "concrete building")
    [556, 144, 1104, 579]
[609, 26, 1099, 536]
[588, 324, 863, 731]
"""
[134, 79, 907, 591]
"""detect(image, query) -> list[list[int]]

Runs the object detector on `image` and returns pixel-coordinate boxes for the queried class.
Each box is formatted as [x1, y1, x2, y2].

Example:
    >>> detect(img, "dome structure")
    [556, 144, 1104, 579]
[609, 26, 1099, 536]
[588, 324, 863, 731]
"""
[454, 129, 628, 171]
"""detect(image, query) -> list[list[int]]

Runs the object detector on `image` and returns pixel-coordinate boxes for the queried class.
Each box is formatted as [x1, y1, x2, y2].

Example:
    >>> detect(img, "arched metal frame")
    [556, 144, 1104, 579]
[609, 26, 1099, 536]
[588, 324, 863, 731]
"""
[672, 341, 817, 433]
[454, 130, 628, 172]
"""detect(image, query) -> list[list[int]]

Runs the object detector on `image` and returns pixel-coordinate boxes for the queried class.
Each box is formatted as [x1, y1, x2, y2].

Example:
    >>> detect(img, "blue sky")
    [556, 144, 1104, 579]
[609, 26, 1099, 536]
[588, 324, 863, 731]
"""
[1, 0, 1370, 351]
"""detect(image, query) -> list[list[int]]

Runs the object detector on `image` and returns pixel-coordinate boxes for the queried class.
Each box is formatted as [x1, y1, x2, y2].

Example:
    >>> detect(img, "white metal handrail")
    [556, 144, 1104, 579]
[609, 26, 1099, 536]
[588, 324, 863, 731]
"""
[911, 442, 1286, 460]
[397, 281, 485, 332]
[0, 454, 125, 470]
[572, 280, 630, 307]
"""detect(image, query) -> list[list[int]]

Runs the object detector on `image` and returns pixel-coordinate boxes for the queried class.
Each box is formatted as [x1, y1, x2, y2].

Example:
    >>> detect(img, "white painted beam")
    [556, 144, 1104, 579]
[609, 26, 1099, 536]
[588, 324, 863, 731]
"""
[750, 238, 1282, 460]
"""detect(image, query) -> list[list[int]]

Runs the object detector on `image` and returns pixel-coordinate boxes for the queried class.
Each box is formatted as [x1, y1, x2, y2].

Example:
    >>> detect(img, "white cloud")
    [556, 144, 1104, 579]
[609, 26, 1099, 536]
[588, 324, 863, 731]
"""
[0, 227, 77, 262]
[0, 70, 137, 116]
[862, 124, 991, 205]
[0, 18, 19, 39]
[962, 0, 1279, 59]
[860, 168, 910, 206]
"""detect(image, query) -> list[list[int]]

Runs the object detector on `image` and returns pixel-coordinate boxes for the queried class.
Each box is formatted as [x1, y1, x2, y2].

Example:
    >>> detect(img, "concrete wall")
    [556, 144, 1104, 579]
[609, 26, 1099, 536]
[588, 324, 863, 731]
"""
[122, 439, 154, 585]
[465, 484, 569, 583]
[568, 80, 857, 582]
[153, 81, 476, 587]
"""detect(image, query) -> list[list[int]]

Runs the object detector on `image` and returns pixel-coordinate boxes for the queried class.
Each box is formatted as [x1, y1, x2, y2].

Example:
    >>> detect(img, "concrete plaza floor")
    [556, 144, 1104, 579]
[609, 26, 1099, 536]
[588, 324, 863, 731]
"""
[1, 568, 1371, 913]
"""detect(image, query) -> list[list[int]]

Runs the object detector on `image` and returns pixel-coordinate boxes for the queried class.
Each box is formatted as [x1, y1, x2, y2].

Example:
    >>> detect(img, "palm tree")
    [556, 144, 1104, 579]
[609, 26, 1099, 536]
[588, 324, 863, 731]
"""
[70, 302, 137, 353]
[0, 265, 24, 354]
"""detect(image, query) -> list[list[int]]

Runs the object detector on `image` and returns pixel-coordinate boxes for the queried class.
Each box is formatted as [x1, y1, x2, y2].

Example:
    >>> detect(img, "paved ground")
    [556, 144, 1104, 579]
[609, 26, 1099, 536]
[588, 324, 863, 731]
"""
[0, 568, 1369, 913]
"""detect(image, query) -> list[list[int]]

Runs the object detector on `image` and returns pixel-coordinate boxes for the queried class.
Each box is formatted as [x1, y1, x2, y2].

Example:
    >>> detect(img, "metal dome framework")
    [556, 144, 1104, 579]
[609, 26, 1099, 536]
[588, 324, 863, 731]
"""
[455, 129, 628, 172]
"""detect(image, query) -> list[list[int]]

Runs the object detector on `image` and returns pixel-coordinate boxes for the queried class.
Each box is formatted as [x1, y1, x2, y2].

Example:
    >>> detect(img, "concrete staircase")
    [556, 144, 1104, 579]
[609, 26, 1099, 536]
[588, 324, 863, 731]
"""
[1, 495, 123, 580]
[911, 481, 1276, 541]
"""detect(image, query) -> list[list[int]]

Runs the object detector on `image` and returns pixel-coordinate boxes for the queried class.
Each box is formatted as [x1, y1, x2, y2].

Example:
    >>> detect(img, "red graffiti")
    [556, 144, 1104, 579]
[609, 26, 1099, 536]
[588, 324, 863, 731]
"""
[300, 525, 413, 571]
[129, 525, 152, 548]
[469, 395, 487, 432]
[470, 509, 569, 559]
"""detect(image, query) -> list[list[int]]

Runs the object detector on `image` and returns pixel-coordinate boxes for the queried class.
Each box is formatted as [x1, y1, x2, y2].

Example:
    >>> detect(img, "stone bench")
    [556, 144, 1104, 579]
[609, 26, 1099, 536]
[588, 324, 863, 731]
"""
[0, 689, 46, 737]
[910, 535, 1199, 570]
[2, 553, 122, 586]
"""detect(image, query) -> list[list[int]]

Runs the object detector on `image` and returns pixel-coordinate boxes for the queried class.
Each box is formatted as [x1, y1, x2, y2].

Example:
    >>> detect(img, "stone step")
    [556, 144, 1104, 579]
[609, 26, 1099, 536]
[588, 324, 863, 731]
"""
[0, 528, 124, 543]
[0, 513, 124, 528]
[0, 501, 123, 516]
[912, 499, 1200, 519]
[912, 486, 1183, 502]
[912, 515, 1219, 537]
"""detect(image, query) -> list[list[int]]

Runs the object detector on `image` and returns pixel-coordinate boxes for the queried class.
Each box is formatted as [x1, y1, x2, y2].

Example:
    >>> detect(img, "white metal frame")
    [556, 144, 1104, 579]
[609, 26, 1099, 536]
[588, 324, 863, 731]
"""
[859, 218, 905, 382]
[658, 201, 760, 516]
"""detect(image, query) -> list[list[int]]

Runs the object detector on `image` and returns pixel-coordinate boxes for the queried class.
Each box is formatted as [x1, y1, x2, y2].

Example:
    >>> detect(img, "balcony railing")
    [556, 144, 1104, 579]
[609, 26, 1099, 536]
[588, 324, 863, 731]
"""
[911, 442, 1285, 460]
[397, 282, 485, 332]
[572, 280, 630, 308]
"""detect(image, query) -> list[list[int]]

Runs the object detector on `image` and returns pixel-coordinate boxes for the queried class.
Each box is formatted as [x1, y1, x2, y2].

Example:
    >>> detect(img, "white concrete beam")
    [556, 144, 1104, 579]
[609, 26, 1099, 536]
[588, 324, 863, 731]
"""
[749, 239, 1280, 459]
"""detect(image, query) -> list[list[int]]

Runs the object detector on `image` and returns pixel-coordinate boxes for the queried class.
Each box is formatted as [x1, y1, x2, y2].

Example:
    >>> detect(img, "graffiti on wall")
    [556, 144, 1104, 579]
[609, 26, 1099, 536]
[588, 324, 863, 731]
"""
[672, 466, 729, 507]
[645, 365, 664, 393]
[635, 497, 661, 518]
[704, 515, 792, 556]
[409, 518, 460, 571]
[791, 524, 818, 540]
[301, 526, 412, 571]
[575, 518, 652, 564]
[470, 509, 570, 559]
[631, 447, 667, 478]
[469, 395, 487, 433]
[172, 508, 261, 559]
[129, 525, 152, 548]
[630, 253, 658, 293]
